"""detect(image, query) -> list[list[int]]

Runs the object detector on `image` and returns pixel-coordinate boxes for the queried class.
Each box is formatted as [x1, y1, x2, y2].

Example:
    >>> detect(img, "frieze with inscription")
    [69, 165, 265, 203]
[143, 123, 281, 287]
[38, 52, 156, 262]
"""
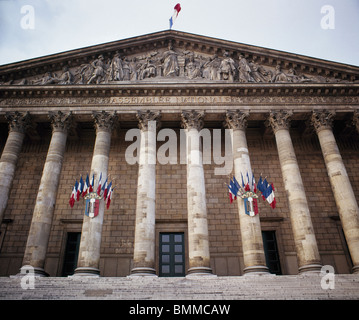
[1, 95, 358, 108]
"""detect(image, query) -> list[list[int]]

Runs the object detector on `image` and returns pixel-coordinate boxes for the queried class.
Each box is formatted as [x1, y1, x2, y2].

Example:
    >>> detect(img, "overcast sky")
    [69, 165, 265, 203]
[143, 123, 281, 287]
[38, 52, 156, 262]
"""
[0, 0, 358, 67]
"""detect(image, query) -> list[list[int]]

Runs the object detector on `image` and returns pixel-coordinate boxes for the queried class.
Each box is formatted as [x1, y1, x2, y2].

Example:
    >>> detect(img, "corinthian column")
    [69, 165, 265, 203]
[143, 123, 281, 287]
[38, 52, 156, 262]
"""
[131, 110, 161, 276]
[74, 111, 117, 276]
[22, 111, 72, 276]
[267, 110, 321, 273]
[225, 110, 269, 274]
[181, 110, 213, 275]
[311, 110, 359, 274]
[0, 112, 31, 224]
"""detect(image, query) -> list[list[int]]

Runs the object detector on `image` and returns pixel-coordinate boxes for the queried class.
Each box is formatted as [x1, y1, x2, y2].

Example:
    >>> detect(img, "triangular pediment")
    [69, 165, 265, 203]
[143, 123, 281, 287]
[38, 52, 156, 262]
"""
[1, 30, 358, 86]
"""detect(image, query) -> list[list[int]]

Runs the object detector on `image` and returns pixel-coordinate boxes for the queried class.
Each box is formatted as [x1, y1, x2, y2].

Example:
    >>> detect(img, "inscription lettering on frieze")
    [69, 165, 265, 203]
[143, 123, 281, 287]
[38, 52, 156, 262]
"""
[110, 96, 233, 105]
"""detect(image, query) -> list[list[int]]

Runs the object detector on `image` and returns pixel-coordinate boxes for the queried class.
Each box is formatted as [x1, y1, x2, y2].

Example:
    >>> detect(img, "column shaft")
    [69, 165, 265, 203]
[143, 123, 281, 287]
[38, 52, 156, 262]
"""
[312, 111, 359, 273]
[225, 111, 269, 274]
[182, 110, 212, 275]
[22, 112, 71, 276]
[0, 112, 30, 224]
[131, 111, 159, 276]
[268, 110, 321, 273]
[74, 111, 116, 276]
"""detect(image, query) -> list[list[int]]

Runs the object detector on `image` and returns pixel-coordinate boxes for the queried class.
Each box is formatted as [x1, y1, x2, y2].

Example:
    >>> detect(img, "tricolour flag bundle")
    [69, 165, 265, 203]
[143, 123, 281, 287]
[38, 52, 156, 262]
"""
[69, 173, 115, 210]
[169, 3, 181, 29]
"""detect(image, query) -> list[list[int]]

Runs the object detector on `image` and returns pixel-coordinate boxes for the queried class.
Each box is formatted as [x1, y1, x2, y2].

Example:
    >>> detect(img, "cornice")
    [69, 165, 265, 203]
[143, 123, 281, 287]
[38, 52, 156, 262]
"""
[1, 82, 359, 97]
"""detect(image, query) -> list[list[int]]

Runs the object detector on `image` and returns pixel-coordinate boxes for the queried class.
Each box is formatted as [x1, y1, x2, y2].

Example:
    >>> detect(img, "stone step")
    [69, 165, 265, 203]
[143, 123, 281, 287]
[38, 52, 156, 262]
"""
[0, 274, 358, 300]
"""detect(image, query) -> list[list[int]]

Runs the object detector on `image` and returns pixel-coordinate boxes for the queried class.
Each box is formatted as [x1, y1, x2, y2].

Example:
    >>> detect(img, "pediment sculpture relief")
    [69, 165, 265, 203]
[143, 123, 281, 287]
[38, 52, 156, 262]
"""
[1, 42, 352, 86]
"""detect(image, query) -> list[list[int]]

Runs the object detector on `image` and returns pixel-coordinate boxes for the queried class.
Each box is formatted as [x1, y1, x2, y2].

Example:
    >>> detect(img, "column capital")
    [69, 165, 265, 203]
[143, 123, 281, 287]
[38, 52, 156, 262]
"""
[5, 111, 31, 134]
[181, 110, 204, 131]
[266, 110, 293, 133]
[136, 110, 161, 131]
[310, 110, 335, 133]
[224, 110, 249, 130]
[92, 111, 118, 133]
[48, 111, 73, 133]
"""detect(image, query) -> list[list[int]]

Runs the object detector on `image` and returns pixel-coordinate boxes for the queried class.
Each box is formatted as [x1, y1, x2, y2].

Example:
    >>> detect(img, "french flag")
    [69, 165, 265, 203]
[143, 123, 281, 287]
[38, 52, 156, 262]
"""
[69, 181, 78, 208]
[89, 174, 94, 193]
[106, 186, 114, 210]
[169, 3, 181, 29]
[97, 172, 102, 196]
[77, 176, 84, 201]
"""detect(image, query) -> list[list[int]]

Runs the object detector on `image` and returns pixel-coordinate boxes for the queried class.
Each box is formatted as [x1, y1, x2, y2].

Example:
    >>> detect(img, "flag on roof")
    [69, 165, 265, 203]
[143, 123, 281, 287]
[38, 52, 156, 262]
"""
[169, 3, 181, 29]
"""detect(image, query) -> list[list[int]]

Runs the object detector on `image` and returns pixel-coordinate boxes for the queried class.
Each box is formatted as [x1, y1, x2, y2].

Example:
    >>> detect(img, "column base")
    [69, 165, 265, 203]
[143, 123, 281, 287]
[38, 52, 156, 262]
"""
[298, 264, 322, 274]
[243, 265, 270, 275]
[351, 265, 359, 274]
[73, 267, 100, 277]
[129, 267, 157, 276]
[187, 266, 214, 276]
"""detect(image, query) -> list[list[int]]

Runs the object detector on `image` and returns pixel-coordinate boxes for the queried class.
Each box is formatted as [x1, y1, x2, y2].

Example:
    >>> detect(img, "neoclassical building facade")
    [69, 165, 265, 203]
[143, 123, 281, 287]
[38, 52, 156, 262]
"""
[0, 31, 359, 277]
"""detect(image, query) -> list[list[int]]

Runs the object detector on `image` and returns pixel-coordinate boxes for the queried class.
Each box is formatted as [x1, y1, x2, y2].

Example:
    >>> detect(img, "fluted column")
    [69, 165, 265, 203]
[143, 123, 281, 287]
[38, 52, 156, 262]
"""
[0, 112, 31, 224]
[131, 110, 161, 276]
[225, 110, 269, 274]
[74, 111, 117, 276]
[267, 110, 321, 273]
[22, 111, 72, 276]
[311, 110, 359, 274]
[181, 110, 213, 275]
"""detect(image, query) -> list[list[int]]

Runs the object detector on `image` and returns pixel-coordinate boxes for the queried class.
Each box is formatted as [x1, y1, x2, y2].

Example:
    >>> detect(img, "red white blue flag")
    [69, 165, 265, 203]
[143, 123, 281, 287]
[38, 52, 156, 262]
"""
[257, 176, 276, 209]
[97, 172, 102, 196]
[106, 186, 114, 209]
[69, 181, 78, 208]
[169, 3, 181, 29]
[77, 176, 84, 201]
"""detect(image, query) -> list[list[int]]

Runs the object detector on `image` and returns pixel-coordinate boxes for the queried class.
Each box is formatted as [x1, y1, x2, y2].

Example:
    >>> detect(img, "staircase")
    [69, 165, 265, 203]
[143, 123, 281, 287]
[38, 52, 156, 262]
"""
[0, 274, 358, 300]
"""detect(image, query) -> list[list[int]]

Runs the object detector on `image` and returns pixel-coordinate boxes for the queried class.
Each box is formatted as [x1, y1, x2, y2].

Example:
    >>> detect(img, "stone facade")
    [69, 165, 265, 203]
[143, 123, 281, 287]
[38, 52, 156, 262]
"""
[0, 31, 359, 277]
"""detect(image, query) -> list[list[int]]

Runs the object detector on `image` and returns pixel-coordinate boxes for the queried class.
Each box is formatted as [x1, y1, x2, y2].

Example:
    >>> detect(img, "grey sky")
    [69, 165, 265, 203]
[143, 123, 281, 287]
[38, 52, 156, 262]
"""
[0, 0, 358, 67]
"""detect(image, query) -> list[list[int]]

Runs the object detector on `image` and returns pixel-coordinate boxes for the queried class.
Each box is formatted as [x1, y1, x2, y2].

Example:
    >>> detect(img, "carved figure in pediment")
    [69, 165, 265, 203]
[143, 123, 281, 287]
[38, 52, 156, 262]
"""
[238, 55, 254, 83]
[57, 66, 74, 85]
[249, 60, 272, 82]
[202, 54, 221, 80]
[32, 72, 59, 85]
[286, 68, 314, 83]
[138, 57, 157, 80]
[121, 57, 132, 81]
[185, 53, 202, 79]
[87, 55, 106, 84]
[219, 51, 236, 81]
[109, 52, 123, 81]
[75, 63, 93, 84]
[271, 64, 289, 83]
[162, 42, 179, 77]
